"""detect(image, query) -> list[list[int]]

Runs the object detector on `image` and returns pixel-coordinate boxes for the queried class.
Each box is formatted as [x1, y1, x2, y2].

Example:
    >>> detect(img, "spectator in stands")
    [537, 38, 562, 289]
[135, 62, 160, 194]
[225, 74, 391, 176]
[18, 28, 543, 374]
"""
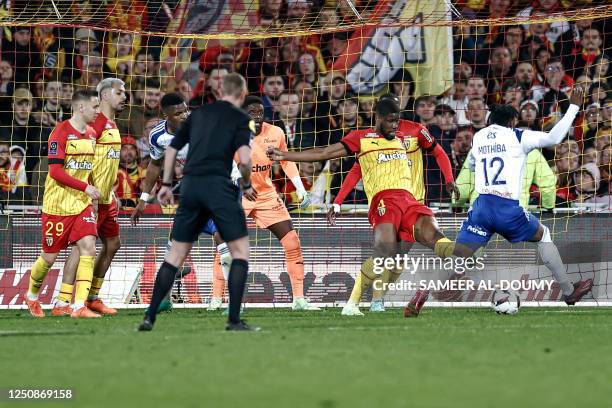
[573, 28, 605, 78]
[450, 126, 473, 172]
[31, 80, 64, 128]
[557, 18, 594, 71]
[60, 78, 73, 117]
[534, 46, 552, 84]
[274, 89, 314, 150]
[441, 78, 468, 125]
[501, 79, 526, 111]
[465, 97, 488, 131]
[118, 79, 161, 139]
[540, 58, 572, 122]
[599, 99, 612, 137]
[261, 74, 285, 121]
[280, 38, 301, 79]
[296, 52, 318, 85]
[0, 59, 13, 96]
[573, 162, 601, 203]
[466, 76, 487, 100]
[597, 143, 611, 196]
[115, 136, 145, 208]
[499, 25, 524, 63]
[588, 82, 609, 107]
[554, 143, 580, 205]
[358, 95, 376, 127]
[286, 0, 313, 27]
[76, 51, 104, 89]
[454, 61, 473, 80]
[514, 62, 545, 102]
[322, 31, 349, 70]
[0, 138, 30, 205]
[1, 27, 41, 83]
[517, 100, 541, 131]
[133, 49, 160, 79]
[590, 54, 610, 85]
[517, 0, 570, 44]
[105, 32, 138, 81]
[583, 102, 601, 147]
[176, 79, 193, 104]
[10, 145, 25, 164]
[259, 0, 287, 28]
[414, 95, 437, 126]
[3, 88, 50, 182]
[389, 69, 415, 120]
[484, 45, 516, 103]
[190, 67, 227, 108]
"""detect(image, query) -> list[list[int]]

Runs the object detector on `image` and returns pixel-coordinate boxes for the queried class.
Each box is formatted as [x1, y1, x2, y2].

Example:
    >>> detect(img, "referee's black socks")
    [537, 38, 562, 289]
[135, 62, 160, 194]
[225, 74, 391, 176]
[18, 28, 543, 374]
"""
[228, 259, 249, 324]
[147, 261, 179, 323]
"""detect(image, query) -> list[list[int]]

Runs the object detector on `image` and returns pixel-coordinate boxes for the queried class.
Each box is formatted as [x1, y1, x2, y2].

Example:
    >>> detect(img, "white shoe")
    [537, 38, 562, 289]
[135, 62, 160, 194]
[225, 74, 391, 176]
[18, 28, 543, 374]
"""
[493, 300, 518, 315]
[292, 297, 321, 310]
[341, 302, 364, 316]
[369, 299, 385, 312]
[208, 298, 223, 311]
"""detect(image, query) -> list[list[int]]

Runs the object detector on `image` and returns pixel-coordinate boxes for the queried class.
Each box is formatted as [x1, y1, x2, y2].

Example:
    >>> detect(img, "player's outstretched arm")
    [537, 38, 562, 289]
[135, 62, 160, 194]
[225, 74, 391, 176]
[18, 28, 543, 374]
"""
[131, 158, 162, 225]
[520, 86, 584, 152]
[267, 143, 348, 163]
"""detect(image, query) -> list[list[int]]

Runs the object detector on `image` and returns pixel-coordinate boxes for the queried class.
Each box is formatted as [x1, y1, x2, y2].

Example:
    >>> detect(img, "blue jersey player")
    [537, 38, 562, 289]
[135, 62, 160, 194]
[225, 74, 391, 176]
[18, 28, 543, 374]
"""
[454, 87, 593, 310]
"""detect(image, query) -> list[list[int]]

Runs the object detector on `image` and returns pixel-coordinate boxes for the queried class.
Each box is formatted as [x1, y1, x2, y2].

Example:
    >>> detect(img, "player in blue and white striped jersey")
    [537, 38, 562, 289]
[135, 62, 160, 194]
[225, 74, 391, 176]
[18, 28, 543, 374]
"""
[454, 86, 593, 310]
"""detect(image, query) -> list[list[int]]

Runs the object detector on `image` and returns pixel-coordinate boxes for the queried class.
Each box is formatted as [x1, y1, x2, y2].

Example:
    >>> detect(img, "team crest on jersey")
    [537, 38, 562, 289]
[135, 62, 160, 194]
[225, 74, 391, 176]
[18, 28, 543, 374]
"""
[45, 235, 54, 247]
[378, 199, 386, 216]
[67, 134, 79, 141]
[107, 147, 120, 159]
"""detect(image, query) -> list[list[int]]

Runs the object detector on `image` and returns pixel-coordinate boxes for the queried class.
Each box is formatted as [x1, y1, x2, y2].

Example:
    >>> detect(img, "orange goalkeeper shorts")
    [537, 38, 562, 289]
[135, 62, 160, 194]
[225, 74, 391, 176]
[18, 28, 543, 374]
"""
[242, 194, 291, 229]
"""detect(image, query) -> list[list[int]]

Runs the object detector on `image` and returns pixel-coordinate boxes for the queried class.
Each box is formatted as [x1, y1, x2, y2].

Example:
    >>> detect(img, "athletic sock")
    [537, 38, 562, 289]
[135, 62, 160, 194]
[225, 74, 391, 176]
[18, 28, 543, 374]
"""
[87, 277, 104, 301]
[280, 231, 304, 298]
[212, 251, 225, 298]
[538, 242, 573, 296]
[228, 259, 249, 324]
[147, 261, 179, 323]
[74, 256, 95, 307]
[348, 257, 377, 304]
[57, 282, 74, 304]
[28, 257, 52, 300]
[217, 243, 232, 281]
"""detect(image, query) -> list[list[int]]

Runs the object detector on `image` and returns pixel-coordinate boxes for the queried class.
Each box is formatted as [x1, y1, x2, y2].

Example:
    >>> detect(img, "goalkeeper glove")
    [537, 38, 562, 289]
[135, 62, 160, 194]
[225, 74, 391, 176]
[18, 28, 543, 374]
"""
[296, 189, 311, 210]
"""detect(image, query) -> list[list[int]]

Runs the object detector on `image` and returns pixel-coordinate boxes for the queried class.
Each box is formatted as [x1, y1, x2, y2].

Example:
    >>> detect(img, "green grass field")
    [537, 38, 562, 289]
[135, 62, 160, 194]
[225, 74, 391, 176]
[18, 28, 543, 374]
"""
[1, 307, 611, 408]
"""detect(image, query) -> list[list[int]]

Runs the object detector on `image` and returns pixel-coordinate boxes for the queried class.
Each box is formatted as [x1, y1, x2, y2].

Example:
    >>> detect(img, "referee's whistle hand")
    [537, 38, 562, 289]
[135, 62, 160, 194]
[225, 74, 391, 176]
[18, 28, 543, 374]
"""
[85, 185, 100, 200]
[157, 186, 174, 205]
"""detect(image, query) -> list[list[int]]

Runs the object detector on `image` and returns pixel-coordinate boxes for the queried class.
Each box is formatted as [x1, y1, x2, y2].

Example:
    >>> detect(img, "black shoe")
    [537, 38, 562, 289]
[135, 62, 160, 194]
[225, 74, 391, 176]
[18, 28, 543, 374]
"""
[138, 316, 154, 331]
[226, 319, 261, 331]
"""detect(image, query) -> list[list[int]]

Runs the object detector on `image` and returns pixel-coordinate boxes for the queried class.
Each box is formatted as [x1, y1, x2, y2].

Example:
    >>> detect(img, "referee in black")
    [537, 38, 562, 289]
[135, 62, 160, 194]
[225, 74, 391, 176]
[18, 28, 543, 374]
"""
[138, 73, 259, 332]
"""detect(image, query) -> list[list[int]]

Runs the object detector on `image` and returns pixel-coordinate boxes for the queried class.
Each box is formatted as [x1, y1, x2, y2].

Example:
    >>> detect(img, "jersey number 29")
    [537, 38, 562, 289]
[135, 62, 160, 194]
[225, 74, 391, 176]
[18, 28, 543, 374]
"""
[481, 157, 506, 186]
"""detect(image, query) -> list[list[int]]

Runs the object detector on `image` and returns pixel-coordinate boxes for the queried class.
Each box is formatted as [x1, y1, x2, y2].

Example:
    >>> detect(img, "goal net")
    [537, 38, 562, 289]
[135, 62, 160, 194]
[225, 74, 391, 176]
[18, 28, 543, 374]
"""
[0, 0, 611, 308]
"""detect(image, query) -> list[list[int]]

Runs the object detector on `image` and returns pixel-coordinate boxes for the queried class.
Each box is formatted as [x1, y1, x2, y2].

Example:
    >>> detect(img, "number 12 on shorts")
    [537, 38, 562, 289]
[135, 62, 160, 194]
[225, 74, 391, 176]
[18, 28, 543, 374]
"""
[481, 157, 506, 186]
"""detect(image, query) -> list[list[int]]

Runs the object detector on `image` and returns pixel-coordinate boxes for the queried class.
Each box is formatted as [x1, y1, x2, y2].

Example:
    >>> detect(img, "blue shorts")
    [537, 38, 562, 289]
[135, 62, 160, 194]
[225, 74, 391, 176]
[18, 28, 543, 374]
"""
[199, 178, 242, 236]
[456, 194, 540, 250]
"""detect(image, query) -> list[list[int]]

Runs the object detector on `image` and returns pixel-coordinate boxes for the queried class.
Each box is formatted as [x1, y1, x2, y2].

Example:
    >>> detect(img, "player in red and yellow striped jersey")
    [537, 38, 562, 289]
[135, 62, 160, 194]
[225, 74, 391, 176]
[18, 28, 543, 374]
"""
[268, 99, 459, 316]
[54, 78, 126, 317]
[331, 111, 458, 312]
[25, 90, 102, 319]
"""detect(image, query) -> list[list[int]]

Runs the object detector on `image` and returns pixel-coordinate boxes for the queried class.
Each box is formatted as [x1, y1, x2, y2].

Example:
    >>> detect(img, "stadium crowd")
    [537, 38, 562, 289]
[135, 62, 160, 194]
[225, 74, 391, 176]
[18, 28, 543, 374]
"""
[0, 0, 610, 210]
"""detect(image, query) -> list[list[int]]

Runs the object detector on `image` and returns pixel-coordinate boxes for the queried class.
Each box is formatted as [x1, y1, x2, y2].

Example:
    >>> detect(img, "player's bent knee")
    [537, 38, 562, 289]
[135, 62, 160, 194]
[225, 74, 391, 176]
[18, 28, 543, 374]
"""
[76, 235, 97, 256]
[41, 252, 58, 265]
[104, 236, 121, 254]
[280, 230, 303, 261]
[227, 236, 249, 260]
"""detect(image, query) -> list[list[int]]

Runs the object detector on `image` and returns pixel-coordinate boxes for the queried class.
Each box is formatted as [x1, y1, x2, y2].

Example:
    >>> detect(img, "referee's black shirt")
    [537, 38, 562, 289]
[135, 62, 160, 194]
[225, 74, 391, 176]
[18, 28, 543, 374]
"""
[170, 100, 253, 178]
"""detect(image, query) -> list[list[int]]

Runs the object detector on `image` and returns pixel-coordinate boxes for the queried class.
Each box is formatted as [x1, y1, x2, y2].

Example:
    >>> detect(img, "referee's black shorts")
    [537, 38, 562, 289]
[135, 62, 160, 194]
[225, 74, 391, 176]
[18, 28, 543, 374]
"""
[171, 175, 248, 243]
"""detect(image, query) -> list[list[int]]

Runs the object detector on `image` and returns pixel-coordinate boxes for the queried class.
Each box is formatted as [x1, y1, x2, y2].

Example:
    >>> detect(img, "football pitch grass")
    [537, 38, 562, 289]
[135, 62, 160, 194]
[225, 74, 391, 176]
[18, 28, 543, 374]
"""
[1, 307, 611, 408]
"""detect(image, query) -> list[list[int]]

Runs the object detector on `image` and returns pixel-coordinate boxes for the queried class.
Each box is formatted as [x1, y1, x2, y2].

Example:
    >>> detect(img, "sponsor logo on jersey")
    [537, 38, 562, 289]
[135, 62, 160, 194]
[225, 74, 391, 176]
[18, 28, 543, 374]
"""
[107, 147, 120, 159]
[83, 213, 96, 224]
[377, 151, 407, 163]
[253, 163, 271, 172]
[466, 225, 488, 237]
[65, 158, 93, 170]
[365, 132, 378, 138]
[377, 199, 386, 216]
[420, 128, 433, 143]
[67, 134, 79, 140]
[49, 141, 58, 155]
[264, 138, 276, 144]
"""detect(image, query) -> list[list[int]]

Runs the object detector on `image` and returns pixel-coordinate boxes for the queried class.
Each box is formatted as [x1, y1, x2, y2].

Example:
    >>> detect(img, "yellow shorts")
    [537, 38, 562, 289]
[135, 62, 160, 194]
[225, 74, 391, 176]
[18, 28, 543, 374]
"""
[243, 194, 291, 229]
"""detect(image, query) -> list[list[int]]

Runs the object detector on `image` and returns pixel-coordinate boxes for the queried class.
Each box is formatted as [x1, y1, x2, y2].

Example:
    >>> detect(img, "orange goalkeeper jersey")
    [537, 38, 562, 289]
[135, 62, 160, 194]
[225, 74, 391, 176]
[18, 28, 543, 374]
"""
[91, 112, 121, 204]
[247, 122, 300, 201]
[42, 120, 97, 215]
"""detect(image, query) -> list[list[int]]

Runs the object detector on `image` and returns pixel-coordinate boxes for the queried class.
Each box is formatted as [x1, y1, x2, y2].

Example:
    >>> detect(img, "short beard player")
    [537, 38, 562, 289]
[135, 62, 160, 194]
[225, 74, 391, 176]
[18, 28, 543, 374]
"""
[209, 96, 319, 311]
[329, 93, 459, 313]
[268, 99, 459, 316]
[51, 78, 126, 316]
[130, 93, 234, 313]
